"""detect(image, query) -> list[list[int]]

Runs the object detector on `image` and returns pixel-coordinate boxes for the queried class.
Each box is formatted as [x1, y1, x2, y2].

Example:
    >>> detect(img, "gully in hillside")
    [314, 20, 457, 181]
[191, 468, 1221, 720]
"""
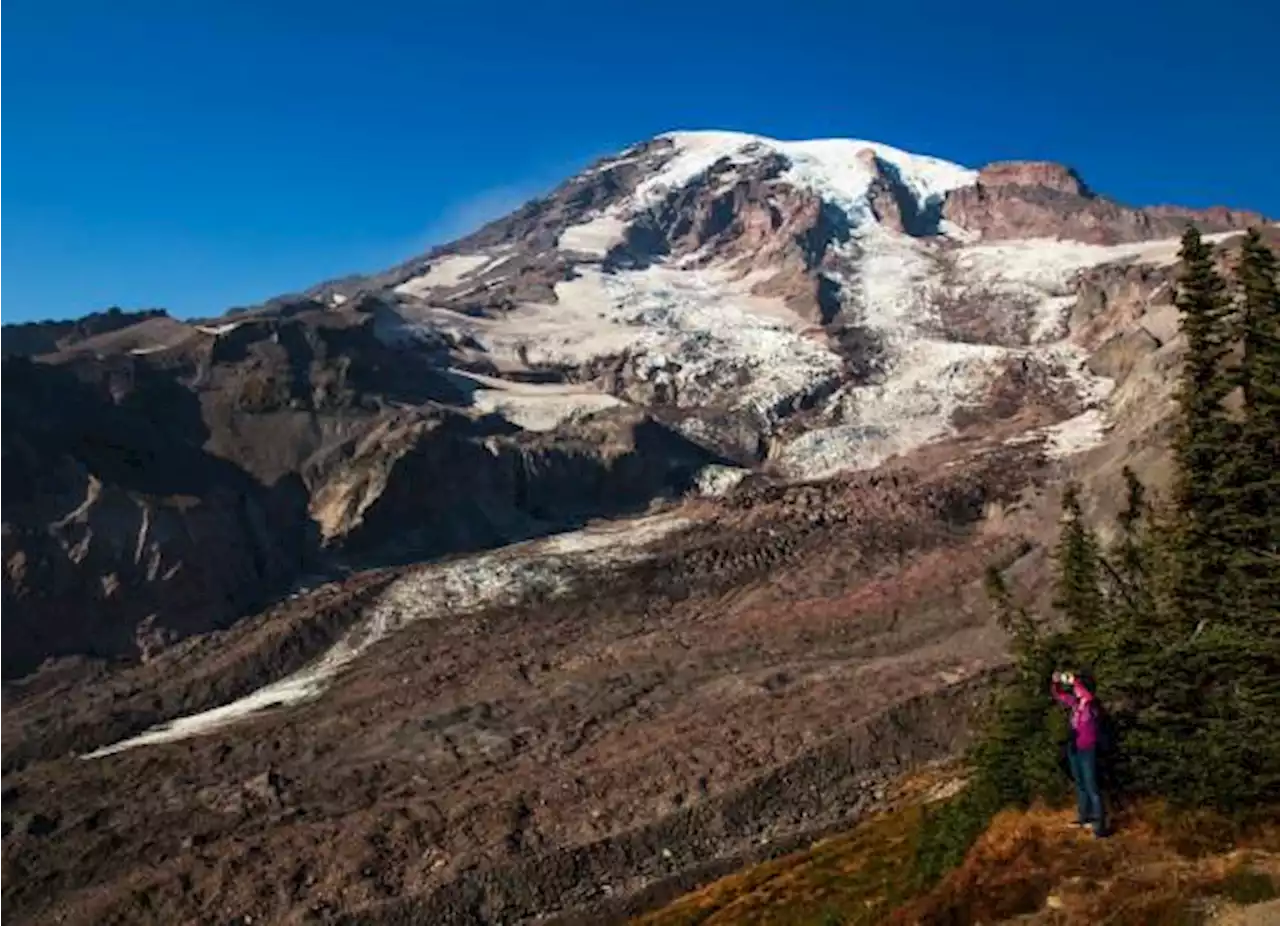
[1052, 669, 1109, 837]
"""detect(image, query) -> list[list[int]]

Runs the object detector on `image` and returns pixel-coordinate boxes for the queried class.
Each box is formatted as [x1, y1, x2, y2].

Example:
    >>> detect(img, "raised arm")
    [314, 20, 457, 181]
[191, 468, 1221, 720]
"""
[1051, 673, 1076, 708]
[1071, 677, 1094, 705]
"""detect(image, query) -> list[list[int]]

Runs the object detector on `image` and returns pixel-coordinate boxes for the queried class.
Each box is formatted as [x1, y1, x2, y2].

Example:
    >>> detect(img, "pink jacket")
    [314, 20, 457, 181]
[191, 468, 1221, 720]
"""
[1052, 678, 1099, 751]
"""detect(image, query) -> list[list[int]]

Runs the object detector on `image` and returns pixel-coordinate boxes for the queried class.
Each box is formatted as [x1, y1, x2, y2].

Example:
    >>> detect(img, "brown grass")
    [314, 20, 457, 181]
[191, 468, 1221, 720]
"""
[635, 777, 1280, 926]
[630, 766, 958, 926]
[631, 804, 924, 926]
[889, 801, 1280, 925]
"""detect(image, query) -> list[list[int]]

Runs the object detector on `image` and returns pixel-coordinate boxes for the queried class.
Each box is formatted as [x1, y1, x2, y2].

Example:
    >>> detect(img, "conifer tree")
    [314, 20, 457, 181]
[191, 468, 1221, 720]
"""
[977, 564, 1071, 805]
[1135, 228, 1280, 809]
[1228, 230, 1280, 632]
[1170, 227, 1234, 628]
[1052, 483, 1104, 631]
[1235, 229, 1280, 415]
[1103, 466, 1156, 624]
[984, 564, 1035, 647]
[1093, 467, 1163, 727]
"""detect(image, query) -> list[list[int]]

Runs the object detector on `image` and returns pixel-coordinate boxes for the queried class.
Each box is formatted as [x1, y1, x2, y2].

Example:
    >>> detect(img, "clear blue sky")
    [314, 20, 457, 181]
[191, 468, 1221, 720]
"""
[5, 0, 1278, 322]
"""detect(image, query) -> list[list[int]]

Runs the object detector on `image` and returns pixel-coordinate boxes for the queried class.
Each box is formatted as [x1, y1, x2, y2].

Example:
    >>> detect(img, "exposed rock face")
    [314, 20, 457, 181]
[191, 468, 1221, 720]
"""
[311, 406, 713, 557]
[601, 150, 858, 327]
[1, 307, 171, 358]
[943, 160, 1265, 243]
[305, 138, 678, 312]
[860, 148, 942, 236]
[1145, 203, 1266, 229]
[1, 356, 309, 677]
[0, 293, 712, 674]
[976, 160, 1091, 196]
[3, 443, 1038, 925]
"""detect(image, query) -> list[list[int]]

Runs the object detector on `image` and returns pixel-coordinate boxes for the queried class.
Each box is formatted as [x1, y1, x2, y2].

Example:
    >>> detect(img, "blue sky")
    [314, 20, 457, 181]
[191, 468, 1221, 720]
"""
[5, 0, 1278, 322]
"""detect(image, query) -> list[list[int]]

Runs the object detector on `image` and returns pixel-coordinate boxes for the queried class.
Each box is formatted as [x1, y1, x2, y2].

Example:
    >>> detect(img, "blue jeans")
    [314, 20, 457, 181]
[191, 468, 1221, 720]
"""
[1067, 746, 1105, 834]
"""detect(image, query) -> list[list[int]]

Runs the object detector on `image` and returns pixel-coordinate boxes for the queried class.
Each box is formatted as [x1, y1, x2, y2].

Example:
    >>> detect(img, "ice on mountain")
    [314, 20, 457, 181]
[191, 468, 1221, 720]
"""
[642, 131, 978, 233]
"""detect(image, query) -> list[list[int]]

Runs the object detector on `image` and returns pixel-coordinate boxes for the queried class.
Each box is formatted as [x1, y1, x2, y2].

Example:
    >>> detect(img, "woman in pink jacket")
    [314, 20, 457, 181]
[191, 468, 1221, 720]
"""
[1052, 670, 1108, 836]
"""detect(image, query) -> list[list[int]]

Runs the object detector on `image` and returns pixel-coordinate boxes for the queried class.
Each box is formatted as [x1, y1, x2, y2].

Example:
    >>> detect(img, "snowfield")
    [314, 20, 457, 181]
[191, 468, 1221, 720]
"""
[637, 131, 978, 222]
[393, 253, 494, 296]
[373, 135, 1246, 481]
[450, 369, 625, 431]
[382, 225, 1229, 481]
[557, 212, 629, 257]
[775, 338, 1010, 478]
[392, 263, 847, 429]
[595, 265, 846, 420]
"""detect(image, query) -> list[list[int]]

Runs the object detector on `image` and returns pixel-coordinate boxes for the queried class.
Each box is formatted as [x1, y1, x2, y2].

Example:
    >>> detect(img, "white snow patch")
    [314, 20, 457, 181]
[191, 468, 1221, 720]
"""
[194, 321, 243, 336]
[591, 265, 845, 420]
[955, 231, 1244, 295]
[83, 512, 693, 758]
[1030, 295, 1079, 344]
[580, 151, 643, 176]
[694, 464, 750, 497]
[767, 225, 1147, 479]
[558, 211, 629, 257]
[769, 231, 1002, 478]
[452, 370, 625, 431]
[850, 230, 948, 335]
[779, 138, 976, 225]
[947, 231, 1249, 350]
[485, 270, 647, 363]
[394, 254, 493, 297]
[632, 132, 765, 208]
[958, 239, 1144, 292]
[1044, 407, 1111, 458]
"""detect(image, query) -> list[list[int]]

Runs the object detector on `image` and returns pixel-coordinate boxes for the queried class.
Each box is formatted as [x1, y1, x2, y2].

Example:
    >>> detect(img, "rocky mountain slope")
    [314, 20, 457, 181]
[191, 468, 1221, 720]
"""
[2, 129, 1274, 925]
[4, 131, 1265, 675]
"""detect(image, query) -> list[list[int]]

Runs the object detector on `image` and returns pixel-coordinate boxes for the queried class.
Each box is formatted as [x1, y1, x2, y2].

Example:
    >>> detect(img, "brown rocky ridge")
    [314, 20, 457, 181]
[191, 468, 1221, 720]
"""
[942, 159, 1265, 244]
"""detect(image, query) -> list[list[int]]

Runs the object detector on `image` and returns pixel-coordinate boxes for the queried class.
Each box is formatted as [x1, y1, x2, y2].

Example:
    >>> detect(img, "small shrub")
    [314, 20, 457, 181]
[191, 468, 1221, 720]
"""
[1216, 866, 1279, 905]
[910, 783, 1000, 888]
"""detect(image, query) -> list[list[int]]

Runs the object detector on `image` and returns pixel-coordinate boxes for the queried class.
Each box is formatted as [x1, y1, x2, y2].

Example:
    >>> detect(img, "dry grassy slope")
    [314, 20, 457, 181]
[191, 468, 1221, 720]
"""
[635, 764, 1280, 926]
[891, 805, 1280, 926]
[627, 762, 965, 926]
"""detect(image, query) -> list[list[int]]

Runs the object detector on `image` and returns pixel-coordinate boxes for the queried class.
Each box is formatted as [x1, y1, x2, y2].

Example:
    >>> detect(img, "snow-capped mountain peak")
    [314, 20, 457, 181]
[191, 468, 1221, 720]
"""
[293, 130, 1263, 482]
[638, 129, 978, 229]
